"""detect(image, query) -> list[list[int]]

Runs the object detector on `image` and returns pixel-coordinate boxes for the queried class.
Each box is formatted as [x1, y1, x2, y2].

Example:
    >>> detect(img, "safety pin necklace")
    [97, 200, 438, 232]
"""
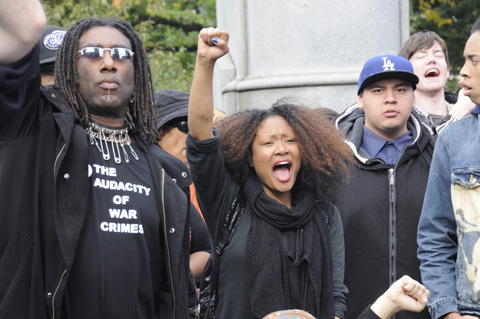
[86, 120, 139, 164]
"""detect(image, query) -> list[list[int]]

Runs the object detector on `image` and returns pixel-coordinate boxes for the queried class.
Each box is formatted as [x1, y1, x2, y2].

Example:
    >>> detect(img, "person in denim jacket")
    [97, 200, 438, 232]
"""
[418, 17, 480, 319]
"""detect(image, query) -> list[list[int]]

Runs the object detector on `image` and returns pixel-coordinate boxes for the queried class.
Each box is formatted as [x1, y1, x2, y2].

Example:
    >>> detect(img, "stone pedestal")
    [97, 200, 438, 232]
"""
[213, 0, 410, 114]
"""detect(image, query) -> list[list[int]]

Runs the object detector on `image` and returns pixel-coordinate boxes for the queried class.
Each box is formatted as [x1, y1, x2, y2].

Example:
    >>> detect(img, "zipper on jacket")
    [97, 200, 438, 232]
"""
[160, 169, 176, 317]
[388, 168, 397, 288]
[51, 269, 67, 319]
[52, 144, 67, 319]
[54, 144, 67, 175]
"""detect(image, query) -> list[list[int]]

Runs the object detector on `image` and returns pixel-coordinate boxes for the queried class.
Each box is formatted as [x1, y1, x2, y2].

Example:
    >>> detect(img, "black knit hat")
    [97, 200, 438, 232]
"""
[38, 25, 67, 65]
[154, 89, 189, 130]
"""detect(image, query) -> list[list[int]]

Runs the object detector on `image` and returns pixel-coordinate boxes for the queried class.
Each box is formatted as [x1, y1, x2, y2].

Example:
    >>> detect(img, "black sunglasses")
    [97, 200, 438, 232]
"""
[172, 120, 188, 133]
[77, 47, 135, 60]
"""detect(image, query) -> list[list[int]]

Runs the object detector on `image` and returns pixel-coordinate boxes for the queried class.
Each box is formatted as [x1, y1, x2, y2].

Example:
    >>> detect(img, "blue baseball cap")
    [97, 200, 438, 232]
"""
[357, 54, 419, 95]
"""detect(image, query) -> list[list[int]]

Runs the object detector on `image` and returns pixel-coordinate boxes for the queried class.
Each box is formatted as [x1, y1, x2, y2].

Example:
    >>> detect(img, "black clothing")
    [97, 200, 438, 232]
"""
[189, 203, 211, 255]
[413, 91, 459, 135]
[332, 105, 434, 319]
[186, 129, 347, 319]
[63, 140, 163, 318]
[149, 144, 211, 256]
[244, 174, 334, 319]
[0, 46, 191, 318]
[357, 307, 384, 319]
[445, 91, 458, 104]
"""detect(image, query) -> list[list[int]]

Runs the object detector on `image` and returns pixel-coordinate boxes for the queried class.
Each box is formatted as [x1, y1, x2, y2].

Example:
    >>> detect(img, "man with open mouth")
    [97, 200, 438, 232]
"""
[418, 17, 480, 319]
[399, 31, 475, 135]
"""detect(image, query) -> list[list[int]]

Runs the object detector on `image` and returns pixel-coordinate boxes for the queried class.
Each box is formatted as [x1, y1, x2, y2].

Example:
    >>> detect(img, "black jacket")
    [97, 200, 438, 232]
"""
[186, 130, 347, 319]
[332, 104, 434, 319]
[0, 47, 191, 318]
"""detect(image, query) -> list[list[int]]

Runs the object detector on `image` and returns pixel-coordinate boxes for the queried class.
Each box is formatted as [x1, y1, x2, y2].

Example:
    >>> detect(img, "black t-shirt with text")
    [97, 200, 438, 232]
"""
[62, 138, 166, 319]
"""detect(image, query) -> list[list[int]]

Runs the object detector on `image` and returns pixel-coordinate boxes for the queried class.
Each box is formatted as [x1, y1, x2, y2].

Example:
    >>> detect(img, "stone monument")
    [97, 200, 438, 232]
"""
[213, 0, 410, 114]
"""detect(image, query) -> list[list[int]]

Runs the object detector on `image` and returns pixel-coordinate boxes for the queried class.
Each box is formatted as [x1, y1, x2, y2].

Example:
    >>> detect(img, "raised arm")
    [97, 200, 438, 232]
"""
[188, 27, 229, 141]
[370, 275, 430, 319]
[0, 0, 46, 63]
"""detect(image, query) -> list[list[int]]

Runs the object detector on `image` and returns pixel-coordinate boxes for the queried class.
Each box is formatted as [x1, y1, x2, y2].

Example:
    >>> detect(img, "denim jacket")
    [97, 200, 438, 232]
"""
[418, 106, 480, 319]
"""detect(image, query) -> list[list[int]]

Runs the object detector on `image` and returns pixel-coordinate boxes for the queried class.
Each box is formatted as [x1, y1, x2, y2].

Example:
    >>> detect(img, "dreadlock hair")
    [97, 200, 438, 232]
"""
[55, 18, 157, 144]
[214, 99, 353, 202]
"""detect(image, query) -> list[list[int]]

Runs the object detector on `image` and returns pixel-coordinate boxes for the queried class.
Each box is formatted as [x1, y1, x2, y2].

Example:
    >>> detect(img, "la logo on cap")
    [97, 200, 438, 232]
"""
[382, 57, 395, 71]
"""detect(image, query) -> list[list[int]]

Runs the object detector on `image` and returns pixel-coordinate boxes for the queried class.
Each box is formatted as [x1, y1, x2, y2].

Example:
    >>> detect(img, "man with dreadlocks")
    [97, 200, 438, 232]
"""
[0, 1, 192, 318]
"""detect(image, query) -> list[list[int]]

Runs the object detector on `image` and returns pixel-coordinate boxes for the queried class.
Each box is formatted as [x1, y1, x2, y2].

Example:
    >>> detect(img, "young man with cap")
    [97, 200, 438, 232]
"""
[399, 31, 475, 134]
[417, 17, 480, 319]
[333, 55, 435, 319]
[38, 24, 66, 86]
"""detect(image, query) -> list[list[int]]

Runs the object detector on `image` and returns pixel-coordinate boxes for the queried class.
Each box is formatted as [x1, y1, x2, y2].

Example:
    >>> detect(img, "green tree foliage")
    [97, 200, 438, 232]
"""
[410, 0, 480, 92]
[42, 0, 216, 92]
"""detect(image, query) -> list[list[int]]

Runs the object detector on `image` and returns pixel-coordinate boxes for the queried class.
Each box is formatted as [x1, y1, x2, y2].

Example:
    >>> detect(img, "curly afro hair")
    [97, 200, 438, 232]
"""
[214, 99, 352, 201]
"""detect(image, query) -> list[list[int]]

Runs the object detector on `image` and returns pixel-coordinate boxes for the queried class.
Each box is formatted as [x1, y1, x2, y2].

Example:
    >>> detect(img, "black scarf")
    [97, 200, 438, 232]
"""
[245, 174, 334, 319]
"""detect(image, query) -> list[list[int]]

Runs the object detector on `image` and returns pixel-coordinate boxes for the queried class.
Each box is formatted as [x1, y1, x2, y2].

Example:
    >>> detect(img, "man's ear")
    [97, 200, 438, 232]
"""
[358, 95, 364, 109]
[157, 128, 164, 142]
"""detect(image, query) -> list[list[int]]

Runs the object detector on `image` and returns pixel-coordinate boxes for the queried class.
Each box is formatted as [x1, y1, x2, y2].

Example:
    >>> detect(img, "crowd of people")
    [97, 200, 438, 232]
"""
[1, 0, 480, 318]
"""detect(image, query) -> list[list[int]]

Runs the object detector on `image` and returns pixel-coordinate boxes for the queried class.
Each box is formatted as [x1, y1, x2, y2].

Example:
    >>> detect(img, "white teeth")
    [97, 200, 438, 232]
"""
[277, 161, 289, 165]
[426, 69, 439, 76]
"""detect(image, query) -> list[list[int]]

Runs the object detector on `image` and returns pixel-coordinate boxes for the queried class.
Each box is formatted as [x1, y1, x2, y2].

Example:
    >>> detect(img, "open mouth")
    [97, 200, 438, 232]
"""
[463, 84, 472, 95]
[459, 79, 472, 94]
[273, 161, 292, 182]
[425, 69, 439, 78]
